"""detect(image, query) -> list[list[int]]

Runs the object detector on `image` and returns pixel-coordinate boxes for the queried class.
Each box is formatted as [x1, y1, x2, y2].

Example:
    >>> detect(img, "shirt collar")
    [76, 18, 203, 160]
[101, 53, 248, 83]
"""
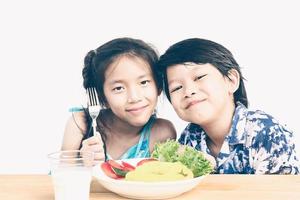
[226, 102, 248, 145]
[186, 102, 248, 153]
[189, 102, 248, 169]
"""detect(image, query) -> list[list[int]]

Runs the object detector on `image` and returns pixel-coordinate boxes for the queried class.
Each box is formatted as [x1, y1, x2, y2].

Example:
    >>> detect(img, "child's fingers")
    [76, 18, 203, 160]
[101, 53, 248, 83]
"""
[81, 135, 105, 165]
[94, 131, 104, 145]
[202, 153, 216, 168]
[88, 144, 104, 153]
[82, 135, 102, 146]
[94, 152, 105, 161]
[81, 138, 105, 163]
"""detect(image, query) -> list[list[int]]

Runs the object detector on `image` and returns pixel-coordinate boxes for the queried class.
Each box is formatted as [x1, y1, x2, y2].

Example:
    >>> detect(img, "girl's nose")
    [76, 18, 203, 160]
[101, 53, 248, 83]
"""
[127, 88, 142, 103]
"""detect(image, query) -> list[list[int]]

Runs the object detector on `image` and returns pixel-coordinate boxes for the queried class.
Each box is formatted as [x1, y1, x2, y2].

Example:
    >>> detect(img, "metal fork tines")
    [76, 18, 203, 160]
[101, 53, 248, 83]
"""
[87, 87, 101, 136]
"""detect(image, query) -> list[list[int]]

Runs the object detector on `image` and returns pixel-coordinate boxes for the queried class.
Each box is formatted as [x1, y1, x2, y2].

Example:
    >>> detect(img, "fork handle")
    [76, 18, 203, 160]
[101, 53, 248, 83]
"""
[91, 119, 107, 161]
[92, 119, 99, 137]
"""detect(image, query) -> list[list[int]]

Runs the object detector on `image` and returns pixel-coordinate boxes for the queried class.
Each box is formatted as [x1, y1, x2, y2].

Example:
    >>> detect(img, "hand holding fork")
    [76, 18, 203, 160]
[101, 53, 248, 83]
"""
[80, 87, 106, 163]
[87, 87, 101, 138]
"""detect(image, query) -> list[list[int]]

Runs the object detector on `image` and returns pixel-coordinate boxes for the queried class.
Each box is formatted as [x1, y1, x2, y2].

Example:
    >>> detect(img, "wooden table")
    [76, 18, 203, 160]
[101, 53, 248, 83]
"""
[1, 175, 299, 200]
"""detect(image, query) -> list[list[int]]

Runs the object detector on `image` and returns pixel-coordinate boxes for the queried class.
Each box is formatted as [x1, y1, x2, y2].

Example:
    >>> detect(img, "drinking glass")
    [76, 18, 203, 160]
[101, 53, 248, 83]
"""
[48, 150, 94, 200]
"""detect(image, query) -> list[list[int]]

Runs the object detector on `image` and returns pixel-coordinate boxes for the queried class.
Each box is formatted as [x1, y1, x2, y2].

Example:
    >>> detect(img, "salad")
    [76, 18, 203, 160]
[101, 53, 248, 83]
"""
[152, 140, 214, 177]
[101, 140, 214, 180]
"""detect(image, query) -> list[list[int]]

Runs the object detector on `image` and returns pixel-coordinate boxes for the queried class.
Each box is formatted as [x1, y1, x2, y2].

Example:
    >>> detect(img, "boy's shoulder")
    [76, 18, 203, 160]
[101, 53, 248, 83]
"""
[245, 108, 292, 135]
[244, 108, 294, 149]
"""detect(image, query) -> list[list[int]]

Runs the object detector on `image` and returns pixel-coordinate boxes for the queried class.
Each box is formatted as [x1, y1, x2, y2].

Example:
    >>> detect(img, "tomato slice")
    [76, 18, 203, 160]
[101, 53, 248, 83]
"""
[121, 161, 136, 171]
[101, 162, 123, 179]
[112, 167, 129, 177]
[136, 158, 158, 166]
[107, 160, 125, 170]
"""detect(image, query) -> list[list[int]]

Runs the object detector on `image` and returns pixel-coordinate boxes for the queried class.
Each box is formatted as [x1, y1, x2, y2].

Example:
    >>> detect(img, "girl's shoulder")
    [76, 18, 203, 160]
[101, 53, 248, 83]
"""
[151, 118, 177, 142]
[66, 108, 88, 134]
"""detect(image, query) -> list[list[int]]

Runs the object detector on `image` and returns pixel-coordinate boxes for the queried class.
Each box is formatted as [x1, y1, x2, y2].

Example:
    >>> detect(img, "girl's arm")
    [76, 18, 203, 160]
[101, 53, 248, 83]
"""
[149, 118, 177, 152]
[61, 111, 87, 150]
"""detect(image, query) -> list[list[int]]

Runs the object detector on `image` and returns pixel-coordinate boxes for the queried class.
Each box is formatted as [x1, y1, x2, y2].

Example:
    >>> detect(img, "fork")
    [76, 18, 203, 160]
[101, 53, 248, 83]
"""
[86, 87, 101, 137]
[86, 87, 107, 161]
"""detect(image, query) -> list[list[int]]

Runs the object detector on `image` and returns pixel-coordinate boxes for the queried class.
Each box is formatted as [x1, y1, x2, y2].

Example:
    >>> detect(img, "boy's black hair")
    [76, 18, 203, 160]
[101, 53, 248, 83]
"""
[158, 38, 248, 107]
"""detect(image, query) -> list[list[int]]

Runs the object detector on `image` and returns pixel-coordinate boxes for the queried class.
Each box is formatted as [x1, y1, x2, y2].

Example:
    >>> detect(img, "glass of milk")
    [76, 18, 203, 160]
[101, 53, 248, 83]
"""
[48, 150, 94, 200]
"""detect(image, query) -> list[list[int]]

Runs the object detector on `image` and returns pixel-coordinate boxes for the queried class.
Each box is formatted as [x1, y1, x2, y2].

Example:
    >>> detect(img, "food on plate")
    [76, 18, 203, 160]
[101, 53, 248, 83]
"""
[101, 162, 123, 179]
[100, 139, 214, 181]
[125, 161, 193, 182]
[151, 140, 214, 177]
[136, 158, 158, 166]
[101, 160, 136, 179]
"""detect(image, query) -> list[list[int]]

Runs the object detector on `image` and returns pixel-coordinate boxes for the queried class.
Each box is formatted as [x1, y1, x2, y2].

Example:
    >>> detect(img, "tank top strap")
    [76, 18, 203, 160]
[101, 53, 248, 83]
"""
[105, 115, 156, 160]
[133, 115, 156, 157]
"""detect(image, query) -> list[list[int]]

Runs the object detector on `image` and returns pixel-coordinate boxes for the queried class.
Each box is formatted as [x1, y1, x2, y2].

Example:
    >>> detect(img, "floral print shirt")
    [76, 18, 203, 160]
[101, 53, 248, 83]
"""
[178, 102, 300, 174]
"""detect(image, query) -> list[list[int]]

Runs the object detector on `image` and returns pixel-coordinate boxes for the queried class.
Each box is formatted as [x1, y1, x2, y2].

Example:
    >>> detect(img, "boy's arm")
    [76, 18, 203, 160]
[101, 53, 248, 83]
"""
[253, 129, 300, 174]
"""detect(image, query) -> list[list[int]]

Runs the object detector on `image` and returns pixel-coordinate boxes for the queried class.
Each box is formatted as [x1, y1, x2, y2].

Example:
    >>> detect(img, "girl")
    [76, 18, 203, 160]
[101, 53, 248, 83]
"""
[158, 38, 299, 174]
[62, 38, 176, 162]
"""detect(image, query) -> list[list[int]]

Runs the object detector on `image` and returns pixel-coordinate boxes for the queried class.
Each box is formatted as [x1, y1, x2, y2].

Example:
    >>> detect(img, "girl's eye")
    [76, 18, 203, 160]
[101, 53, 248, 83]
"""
[170, 85, 182, 93]
[112, 86, 124, 92]
[141, 80, 150, 86]
[194, 75, 207, 81]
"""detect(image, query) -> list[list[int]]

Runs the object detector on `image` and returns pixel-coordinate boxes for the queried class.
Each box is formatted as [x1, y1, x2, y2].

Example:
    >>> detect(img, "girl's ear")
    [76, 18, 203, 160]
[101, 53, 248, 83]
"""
[103, 100, 110, 109]
[157, 88, 162, 96]
[226, 69, 240, 94]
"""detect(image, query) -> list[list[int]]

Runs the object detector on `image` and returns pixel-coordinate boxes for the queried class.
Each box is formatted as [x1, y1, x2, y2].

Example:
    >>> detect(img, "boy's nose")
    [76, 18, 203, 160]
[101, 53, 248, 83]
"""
[184, 84, 197, 98]
[184, 91, 196, 98]
[183, 79, 198, 98]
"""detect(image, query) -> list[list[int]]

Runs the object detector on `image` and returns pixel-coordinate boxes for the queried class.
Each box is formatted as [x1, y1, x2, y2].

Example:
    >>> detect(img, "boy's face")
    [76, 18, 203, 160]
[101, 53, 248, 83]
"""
[103, 56, 158, 127]
[166, 63, 235, 126]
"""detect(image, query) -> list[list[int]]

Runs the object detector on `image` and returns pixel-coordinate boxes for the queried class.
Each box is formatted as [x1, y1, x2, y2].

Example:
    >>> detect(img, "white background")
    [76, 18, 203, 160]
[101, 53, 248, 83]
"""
[1, 0, 299, 173]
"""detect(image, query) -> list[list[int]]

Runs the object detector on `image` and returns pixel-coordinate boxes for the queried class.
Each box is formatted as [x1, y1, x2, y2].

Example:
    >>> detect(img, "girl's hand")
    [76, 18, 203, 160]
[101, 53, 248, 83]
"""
[80, 135, 105, 165]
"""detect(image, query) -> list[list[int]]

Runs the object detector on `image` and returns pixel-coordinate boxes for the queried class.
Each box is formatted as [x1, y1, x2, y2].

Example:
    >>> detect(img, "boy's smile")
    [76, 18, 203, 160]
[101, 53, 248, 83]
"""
[167, 63, 235, 126]
[185, 99, 203, 110]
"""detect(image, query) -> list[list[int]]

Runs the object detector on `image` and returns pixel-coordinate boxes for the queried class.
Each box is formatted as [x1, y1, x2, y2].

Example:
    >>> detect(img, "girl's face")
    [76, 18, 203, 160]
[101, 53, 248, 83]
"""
[103, 55, 158, 127]
[167, 63, 236, 126]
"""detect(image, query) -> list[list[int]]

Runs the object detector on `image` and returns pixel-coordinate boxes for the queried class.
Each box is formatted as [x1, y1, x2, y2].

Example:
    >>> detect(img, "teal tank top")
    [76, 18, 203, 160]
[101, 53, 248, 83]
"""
[69, 107, 155, 160]
[106, 115, 156, 160]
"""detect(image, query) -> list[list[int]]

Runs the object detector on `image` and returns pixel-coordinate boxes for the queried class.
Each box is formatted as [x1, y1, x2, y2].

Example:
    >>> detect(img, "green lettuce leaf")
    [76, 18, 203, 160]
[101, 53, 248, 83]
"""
[151, 140, 214, 177]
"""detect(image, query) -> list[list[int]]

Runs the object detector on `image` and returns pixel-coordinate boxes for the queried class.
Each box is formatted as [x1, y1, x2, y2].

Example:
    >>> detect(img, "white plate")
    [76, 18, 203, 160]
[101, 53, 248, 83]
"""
[92, 158, 206, 199]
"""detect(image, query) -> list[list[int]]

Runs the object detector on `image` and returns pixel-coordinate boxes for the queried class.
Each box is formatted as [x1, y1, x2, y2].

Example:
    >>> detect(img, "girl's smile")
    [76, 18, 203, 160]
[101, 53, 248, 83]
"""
[103, 55, 158, 127]
[126, 105, 149, 115]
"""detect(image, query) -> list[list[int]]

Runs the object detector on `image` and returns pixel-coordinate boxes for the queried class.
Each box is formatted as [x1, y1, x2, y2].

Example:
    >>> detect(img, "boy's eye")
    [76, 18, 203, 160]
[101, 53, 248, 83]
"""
[141, 80, 150, 86]
[170, 85, 182, 93]
[112, 86, 124, 92]
[194, 75, 207, 81]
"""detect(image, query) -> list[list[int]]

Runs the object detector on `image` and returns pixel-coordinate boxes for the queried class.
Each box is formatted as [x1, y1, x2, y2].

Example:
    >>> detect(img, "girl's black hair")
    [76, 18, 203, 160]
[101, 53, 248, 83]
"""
[158, 38, 248, 107]
[81, 38, 160, 156]
[82, 37, 160, 107]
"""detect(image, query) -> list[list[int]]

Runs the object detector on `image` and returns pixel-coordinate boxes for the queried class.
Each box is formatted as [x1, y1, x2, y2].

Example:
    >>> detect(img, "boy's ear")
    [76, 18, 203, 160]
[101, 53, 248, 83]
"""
[227, 69, 240, 94]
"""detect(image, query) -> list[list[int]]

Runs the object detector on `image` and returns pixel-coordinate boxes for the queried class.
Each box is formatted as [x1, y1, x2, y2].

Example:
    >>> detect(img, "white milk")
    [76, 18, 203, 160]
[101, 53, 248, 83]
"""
[51, 167, 92, 200]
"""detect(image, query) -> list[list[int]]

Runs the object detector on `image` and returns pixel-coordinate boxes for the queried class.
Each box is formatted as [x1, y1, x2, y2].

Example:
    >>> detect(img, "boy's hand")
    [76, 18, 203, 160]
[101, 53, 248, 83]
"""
[200, 152, 216, 168]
